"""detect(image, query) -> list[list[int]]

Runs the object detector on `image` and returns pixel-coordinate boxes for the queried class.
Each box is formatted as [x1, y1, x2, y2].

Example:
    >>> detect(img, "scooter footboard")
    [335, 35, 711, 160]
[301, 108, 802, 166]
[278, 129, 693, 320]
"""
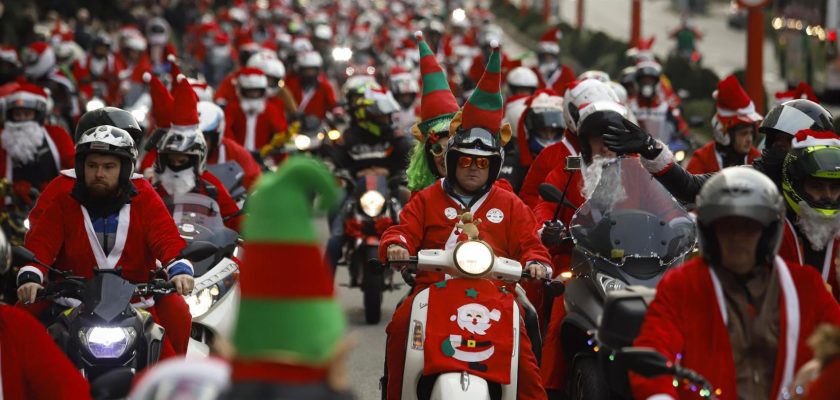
[430, 372, 491, 400]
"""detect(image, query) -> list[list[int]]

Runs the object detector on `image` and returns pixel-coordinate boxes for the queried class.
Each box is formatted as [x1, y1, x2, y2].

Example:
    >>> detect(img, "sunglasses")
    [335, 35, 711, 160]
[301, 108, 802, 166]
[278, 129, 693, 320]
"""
[457, 155, 490, 169]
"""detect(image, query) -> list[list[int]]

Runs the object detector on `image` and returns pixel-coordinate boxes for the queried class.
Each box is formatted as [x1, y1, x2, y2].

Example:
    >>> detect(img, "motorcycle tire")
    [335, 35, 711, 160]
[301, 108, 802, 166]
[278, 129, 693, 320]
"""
[361, 247, 384, 324]
[568, 356, 609, 400]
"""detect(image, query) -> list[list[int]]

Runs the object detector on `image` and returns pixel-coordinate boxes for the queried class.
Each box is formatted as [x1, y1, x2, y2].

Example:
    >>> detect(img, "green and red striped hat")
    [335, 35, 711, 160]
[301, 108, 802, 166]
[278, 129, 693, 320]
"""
[461, 42, 504, 133]
[232, 156, 344, 383]
[415, 31, 460, 138]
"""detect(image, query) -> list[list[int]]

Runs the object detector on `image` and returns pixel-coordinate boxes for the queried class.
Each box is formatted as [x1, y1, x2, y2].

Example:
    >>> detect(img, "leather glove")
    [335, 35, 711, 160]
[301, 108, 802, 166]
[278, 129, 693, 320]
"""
[603, 119, 663, 160]
[541, 220, 566, 247]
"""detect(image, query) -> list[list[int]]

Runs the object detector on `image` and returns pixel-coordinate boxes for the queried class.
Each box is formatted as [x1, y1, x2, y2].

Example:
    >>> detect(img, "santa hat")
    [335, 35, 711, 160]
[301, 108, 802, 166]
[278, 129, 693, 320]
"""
[6, 83, 48, 106]
[413, 31, 459, 139]
[537, 27, 561, 55]
[143, 72, 174, 129]
[791, 129, 840, 149]
[237, 67, 268, 90]
[713, 75, 762, 125]
[170, 75, 199, 127]
[0, 46, 19, 66]
[231, 156, 344, 383]
[775, 82, 819, 105]
[167, 54, 182, 82]
[456, 41, 511, 143]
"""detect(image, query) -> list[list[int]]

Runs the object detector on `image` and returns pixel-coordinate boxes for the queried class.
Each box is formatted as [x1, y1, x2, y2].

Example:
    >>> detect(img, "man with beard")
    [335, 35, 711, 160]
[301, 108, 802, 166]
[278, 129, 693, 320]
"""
[17, 125, 194, 358]
[0, 84, 75, 205]
[224, 67, 288, 156]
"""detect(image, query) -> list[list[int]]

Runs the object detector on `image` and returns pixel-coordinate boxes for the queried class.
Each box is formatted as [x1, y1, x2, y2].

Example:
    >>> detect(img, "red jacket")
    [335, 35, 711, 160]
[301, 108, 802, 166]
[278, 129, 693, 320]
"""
[213, 71, 238, 107]
[21, 175, 186, 285]
[780, 218, 840, 302]
[686, 141, 761, 174]
[154, 171, 243, 232]
[533, 64, 576, 95]
[379, 179, 551, 289]
[284, 74, 339, 120]
[0, 305, 90, 399]
[631, 257, 840, 400]
[224, 100, 287, 153]
[207, 137, 262, 190]
[519, 134, 580, 209]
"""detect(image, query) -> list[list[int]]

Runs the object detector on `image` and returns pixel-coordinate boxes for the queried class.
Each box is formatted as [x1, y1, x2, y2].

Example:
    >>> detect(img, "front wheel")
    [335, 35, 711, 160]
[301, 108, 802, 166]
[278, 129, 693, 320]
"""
[361, 246, 384, 324]
[568, 356, 609, 400]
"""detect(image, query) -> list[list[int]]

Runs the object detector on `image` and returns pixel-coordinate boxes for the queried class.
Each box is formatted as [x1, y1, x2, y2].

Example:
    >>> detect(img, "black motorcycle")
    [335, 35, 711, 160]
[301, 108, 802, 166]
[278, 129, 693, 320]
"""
[540, 157, 697, 399]
[13, 242, 215, 382]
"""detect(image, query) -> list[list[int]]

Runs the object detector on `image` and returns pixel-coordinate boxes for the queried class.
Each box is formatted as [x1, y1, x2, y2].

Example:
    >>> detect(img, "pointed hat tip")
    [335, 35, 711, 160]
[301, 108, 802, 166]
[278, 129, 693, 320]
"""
[142, 72, 152, 83]
[175, 73, 186, 83]
[489, 39, 500, 49]
[414, 30, 423, 40]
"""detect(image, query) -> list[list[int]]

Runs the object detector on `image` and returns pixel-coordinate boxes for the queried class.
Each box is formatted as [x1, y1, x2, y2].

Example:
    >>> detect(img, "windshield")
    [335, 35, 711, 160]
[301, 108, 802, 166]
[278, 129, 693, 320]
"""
[570, 157, 696, 267]
[164, 193, 225, 231]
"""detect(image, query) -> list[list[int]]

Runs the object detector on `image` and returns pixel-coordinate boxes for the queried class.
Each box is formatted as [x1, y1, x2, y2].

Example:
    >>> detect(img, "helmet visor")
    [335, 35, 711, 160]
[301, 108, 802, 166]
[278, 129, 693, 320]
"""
[528, 109, 565, 138]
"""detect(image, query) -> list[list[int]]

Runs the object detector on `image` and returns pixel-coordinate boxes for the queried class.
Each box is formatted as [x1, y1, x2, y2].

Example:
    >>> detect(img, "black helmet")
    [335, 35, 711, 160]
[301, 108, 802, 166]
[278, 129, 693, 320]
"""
[760, 99, 833, 148]
[444, 126, 504, 188]
[695, 167, 785, 266]
[576, 102, 629, 164]
[75, 107, 143, 145]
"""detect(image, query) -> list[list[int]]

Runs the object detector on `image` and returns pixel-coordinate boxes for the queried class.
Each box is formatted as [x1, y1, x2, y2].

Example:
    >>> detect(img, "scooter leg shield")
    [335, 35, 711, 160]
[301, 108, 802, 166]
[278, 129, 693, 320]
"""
[430, 372, 492, 400]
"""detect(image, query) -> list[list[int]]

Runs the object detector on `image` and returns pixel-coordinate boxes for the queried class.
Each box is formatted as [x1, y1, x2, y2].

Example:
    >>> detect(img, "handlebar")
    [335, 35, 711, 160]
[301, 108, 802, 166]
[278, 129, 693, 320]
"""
[135, 280, 177, 296]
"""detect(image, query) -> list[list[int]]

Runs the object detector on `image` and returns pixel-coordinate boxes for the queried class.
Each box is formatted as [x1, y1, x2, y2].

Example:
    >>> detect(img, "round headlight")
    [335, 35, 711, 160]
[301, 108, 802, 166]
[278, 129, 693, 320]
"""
[360, 190, 386, 217]
[453, 241, 494, 276]
[293, 134, 312, 150]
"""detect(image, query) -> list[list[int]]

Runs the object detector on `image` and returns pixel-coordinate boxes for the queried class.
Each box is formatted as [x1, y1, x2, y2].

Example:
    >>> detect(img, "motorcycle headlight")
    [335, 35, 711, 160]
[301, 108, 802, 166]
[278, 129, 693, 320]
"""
[327, 129, 342, 141]
[453, 241, 494, 277]
[674, 150, 686, 162]
[332, 46, 353, 62]
[82, 326, 136, 359]
[360, 190, 385, 217]
[293, 134, 312, 150]
[596, 272, 626, 294]
[184, 284, 222, 318]
[86, 98, 106, 112]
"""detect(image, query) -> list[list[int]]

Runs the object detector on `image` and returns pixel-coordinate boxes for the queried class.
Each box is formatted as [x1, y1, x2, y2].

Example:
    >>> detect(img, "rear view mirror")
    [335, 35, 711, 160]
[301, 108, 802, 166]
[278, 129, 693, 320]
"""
[545, 279, 565, 297]
[616, 347, 673, 378]
[565, 156, 582, 171]
[538, 183, 565, 204]
[12, 246, 37, 267]
[179, 241, 218, 262]
[688, 116, 705, 128]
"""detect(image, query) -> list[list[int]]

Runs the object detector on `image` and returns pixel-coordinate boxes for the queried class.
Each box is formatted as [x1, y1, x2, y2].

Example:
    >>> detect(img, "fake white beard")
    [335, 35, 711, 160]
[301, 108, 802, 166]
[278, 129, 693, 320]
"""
[796, 200, 840, 251]
[539, 62, 558, 78]
[2, 121, 45, 164]
[240, 98, 266, 114]
[582, 155, 626, 209]
[89, 57, 107, 76]
[158, 167, 197, 196]
[640, 84, 655, 98]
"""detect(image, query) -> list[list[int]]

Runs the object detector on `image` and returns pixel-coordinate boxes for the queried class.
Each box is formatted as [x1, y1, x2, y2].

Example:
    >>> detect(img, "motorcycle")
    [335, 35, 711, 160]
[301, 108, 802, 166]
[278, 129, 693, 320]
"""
[339, 173, 403, 324]
[540, 156, 696, 399]
[162, 193, 241, 357]
[0, 179, 39, 303]
[12, 242, 216, 382]
[378, 231, 561, 399]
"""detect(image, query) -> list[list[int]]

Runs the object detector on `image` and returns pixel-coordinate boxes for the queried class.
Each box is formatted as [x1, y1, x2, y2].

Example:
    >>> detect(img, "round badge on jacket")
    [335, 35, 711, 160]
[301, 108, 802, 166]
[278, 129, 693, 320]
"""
[486, 208, 504, 223]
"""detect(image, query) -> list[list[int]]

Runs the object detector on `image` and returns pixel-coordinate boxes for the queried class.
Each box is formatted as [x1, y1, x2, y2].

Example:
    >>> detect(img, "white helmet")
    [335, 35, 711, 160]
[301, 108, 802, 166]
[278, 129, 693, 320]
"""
[563, 79, 620, 135]
[577, 70, 611, 83]
[389, 73, 419, 95]
[314, 24, 333, 41]
[608, 81, 629, 105]
[507, 67, 539, 90]
[247, 53, 285, 80]
[197, 101, 225, 148]
[292, 38, 314, 53]
[297, 51, 323, 68]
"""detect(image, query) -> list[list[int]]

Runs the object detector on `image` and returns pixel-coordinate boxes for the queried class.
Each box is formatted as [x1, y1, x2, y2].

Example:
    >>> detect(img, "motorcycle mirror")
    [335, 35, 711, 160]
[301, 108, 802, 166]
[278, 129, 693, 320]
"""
[565, 156, 582, 171]
[616, 347, 674, 378]
[538, 183, 565, 204]
[89, 367, 133, 400]
[179, 241, 218, 262]
[11, 246, 37, 267]
[545, 280, 565, 297]
[688, 115, 705, 128]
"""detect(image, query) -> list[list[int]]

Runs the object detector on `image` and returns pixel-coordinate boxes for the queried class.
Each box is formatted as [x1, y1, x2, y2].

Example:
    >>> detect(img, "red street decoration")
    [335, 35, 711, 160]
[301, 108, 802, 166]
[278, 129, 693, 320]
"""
[423, 278, 515, 384]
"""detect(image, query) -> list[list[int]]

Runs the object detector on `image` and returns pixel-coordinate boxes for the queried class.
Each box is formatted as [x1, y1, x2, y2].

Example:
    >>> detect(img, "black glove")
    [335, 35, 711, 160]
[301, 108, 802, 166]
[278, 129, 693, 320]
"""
[603, 119, 662, 160]
[541, 220, 566, 247]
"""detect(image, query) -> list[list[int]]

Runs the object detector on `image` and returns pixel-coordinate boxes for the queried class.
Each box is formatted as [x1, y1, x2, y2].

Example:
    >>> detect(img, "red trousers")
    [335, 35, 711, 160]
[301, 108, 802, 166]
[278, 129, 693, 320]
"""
[539, 294, 567, 390]
[385, 288, 547, 400]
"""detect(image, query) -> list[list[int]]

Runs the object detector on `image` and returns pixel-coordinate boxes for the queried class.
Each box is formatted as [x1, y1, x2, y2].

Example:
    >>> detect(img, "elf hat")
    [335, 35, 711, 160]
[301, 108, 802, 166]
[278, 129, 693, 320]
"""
[412, 31, 459, 141]
[232, 155, 344, 383]
[170, 75, 199, 127]
[455, 40, 511, 145]
[143, 72, 174, 129]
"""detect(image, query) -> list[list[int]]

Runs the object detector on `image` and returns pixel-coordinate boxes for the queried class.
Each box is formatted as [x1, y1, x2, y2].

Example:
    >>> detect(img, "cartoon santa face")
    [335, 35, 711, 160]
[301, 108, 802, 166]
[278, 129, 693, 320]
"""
[450, 303, 501, 336]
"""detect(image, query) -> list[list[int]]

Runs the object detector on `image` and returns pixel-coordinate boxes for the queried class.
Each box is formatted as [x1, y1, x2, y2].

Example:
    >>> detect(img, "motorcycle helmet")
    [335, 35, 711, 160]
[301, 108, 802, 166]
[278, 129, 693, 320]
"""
[21, 42, 56, 80]
[75, 125, 138, 185]
[506, 66, 539, 95]
[782, 131, 840, 216]
[577, 70, 610, 83]
[297, 50, 323, 69]
[4, 84, 48, 124]
[354, 88, 400, 137]
[389, 71, 419, 109]
[634, 61, 662, 100]
[197, 101, 225, 152]
[695, 166, 785, 266]
[91, 33, 113, 57]
[444, 124, 504, 188]
[154, 126, 208, 176]
[760, 99, 833, 150]
[75, 107, 143, 145]
[576, 101, 629, 164]
[146, 18, 171, 46]
[523, 92, 565, 152]
[236, 67, 268, 100]
[247, 53, 285, 96]
[563, 79, 620, 135]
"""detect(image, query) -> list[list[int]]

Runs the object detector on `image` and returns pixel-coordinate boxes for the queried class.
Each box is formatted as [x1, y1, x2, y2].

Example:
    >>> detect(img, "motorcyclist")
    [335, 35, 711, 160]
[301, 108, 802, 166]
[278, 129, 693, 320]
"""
[146, 17, 178, 75]
[518, 78, 620, 207]
[198, 101, 262, 190]
[224, 67, 288, 155]
[20, 41, 80, 128]
[516, 90, 565, 175]
[388, 67, 419, 137]
[504, 66, 539, 138]
[628, 60, 690, 147]
[247, 51, 298, 117]
[687, 75, 761, 174]
[668, 16, 702, 61]
[380, 47, 550, 400]
[0, 45, 23, 85]
[284, 50, 341, 120]
[631, 167, 840, 399]
[17, 125, 194, 357]
[533, 27, 575, 94]
[75, 33, 122, 106]
[0, 84, 75, 205]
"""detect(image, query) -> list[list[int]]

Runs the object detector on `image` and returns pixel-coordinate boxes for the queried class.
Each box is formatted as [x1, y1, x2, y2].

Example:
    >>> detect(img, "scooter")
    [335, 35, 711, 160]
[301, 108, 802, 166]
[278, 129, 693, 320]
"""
[13, 242, 216, 382]
[379, 232, 562, 399]
[162, 193, 241, 358]
[540, 156, 697, 399]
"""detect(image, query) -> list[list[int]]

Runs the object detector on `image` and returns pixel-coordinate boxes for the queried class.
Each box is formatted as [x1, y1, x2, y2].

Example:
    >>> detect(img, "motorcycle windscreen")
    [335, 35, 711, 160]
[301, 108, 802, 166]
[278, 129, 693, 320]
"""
[164, 193, 225, 231]
[84, 273, 137, 322]
[569, 157, 696, 268]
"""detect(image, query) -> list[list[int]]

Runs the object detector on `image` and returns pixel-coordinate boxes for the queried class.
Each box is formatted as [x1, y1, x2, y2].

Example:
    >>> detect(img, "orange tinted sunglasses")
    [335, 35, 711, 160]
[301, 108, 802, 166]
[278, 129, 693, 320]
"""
[457, 155, 490, 169]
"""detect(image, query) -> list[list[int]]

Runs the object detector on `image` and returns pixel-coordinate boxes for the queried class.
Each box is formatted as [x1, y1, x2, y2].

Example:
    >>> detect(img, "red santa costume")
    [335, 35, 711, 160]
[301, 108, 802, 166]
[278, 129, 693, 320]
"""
[0, 305, 91, 399]
[518, 134, 580, 208]
[533, 29, 576, 94]
[687, 75, 762, 174]
[284, 72, 339, 120]
[631, 257, 840, 399]
[224, 67, 288, 153]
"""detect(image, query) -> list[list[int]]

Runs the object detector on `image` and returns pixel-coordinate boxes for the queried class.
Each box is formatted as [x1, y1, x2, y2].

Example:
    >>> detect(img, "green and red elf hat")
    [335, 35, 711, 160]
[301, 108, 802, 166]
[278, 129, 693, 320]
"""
[449, 41, 512, 145]
[231, 156, 344, 384]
